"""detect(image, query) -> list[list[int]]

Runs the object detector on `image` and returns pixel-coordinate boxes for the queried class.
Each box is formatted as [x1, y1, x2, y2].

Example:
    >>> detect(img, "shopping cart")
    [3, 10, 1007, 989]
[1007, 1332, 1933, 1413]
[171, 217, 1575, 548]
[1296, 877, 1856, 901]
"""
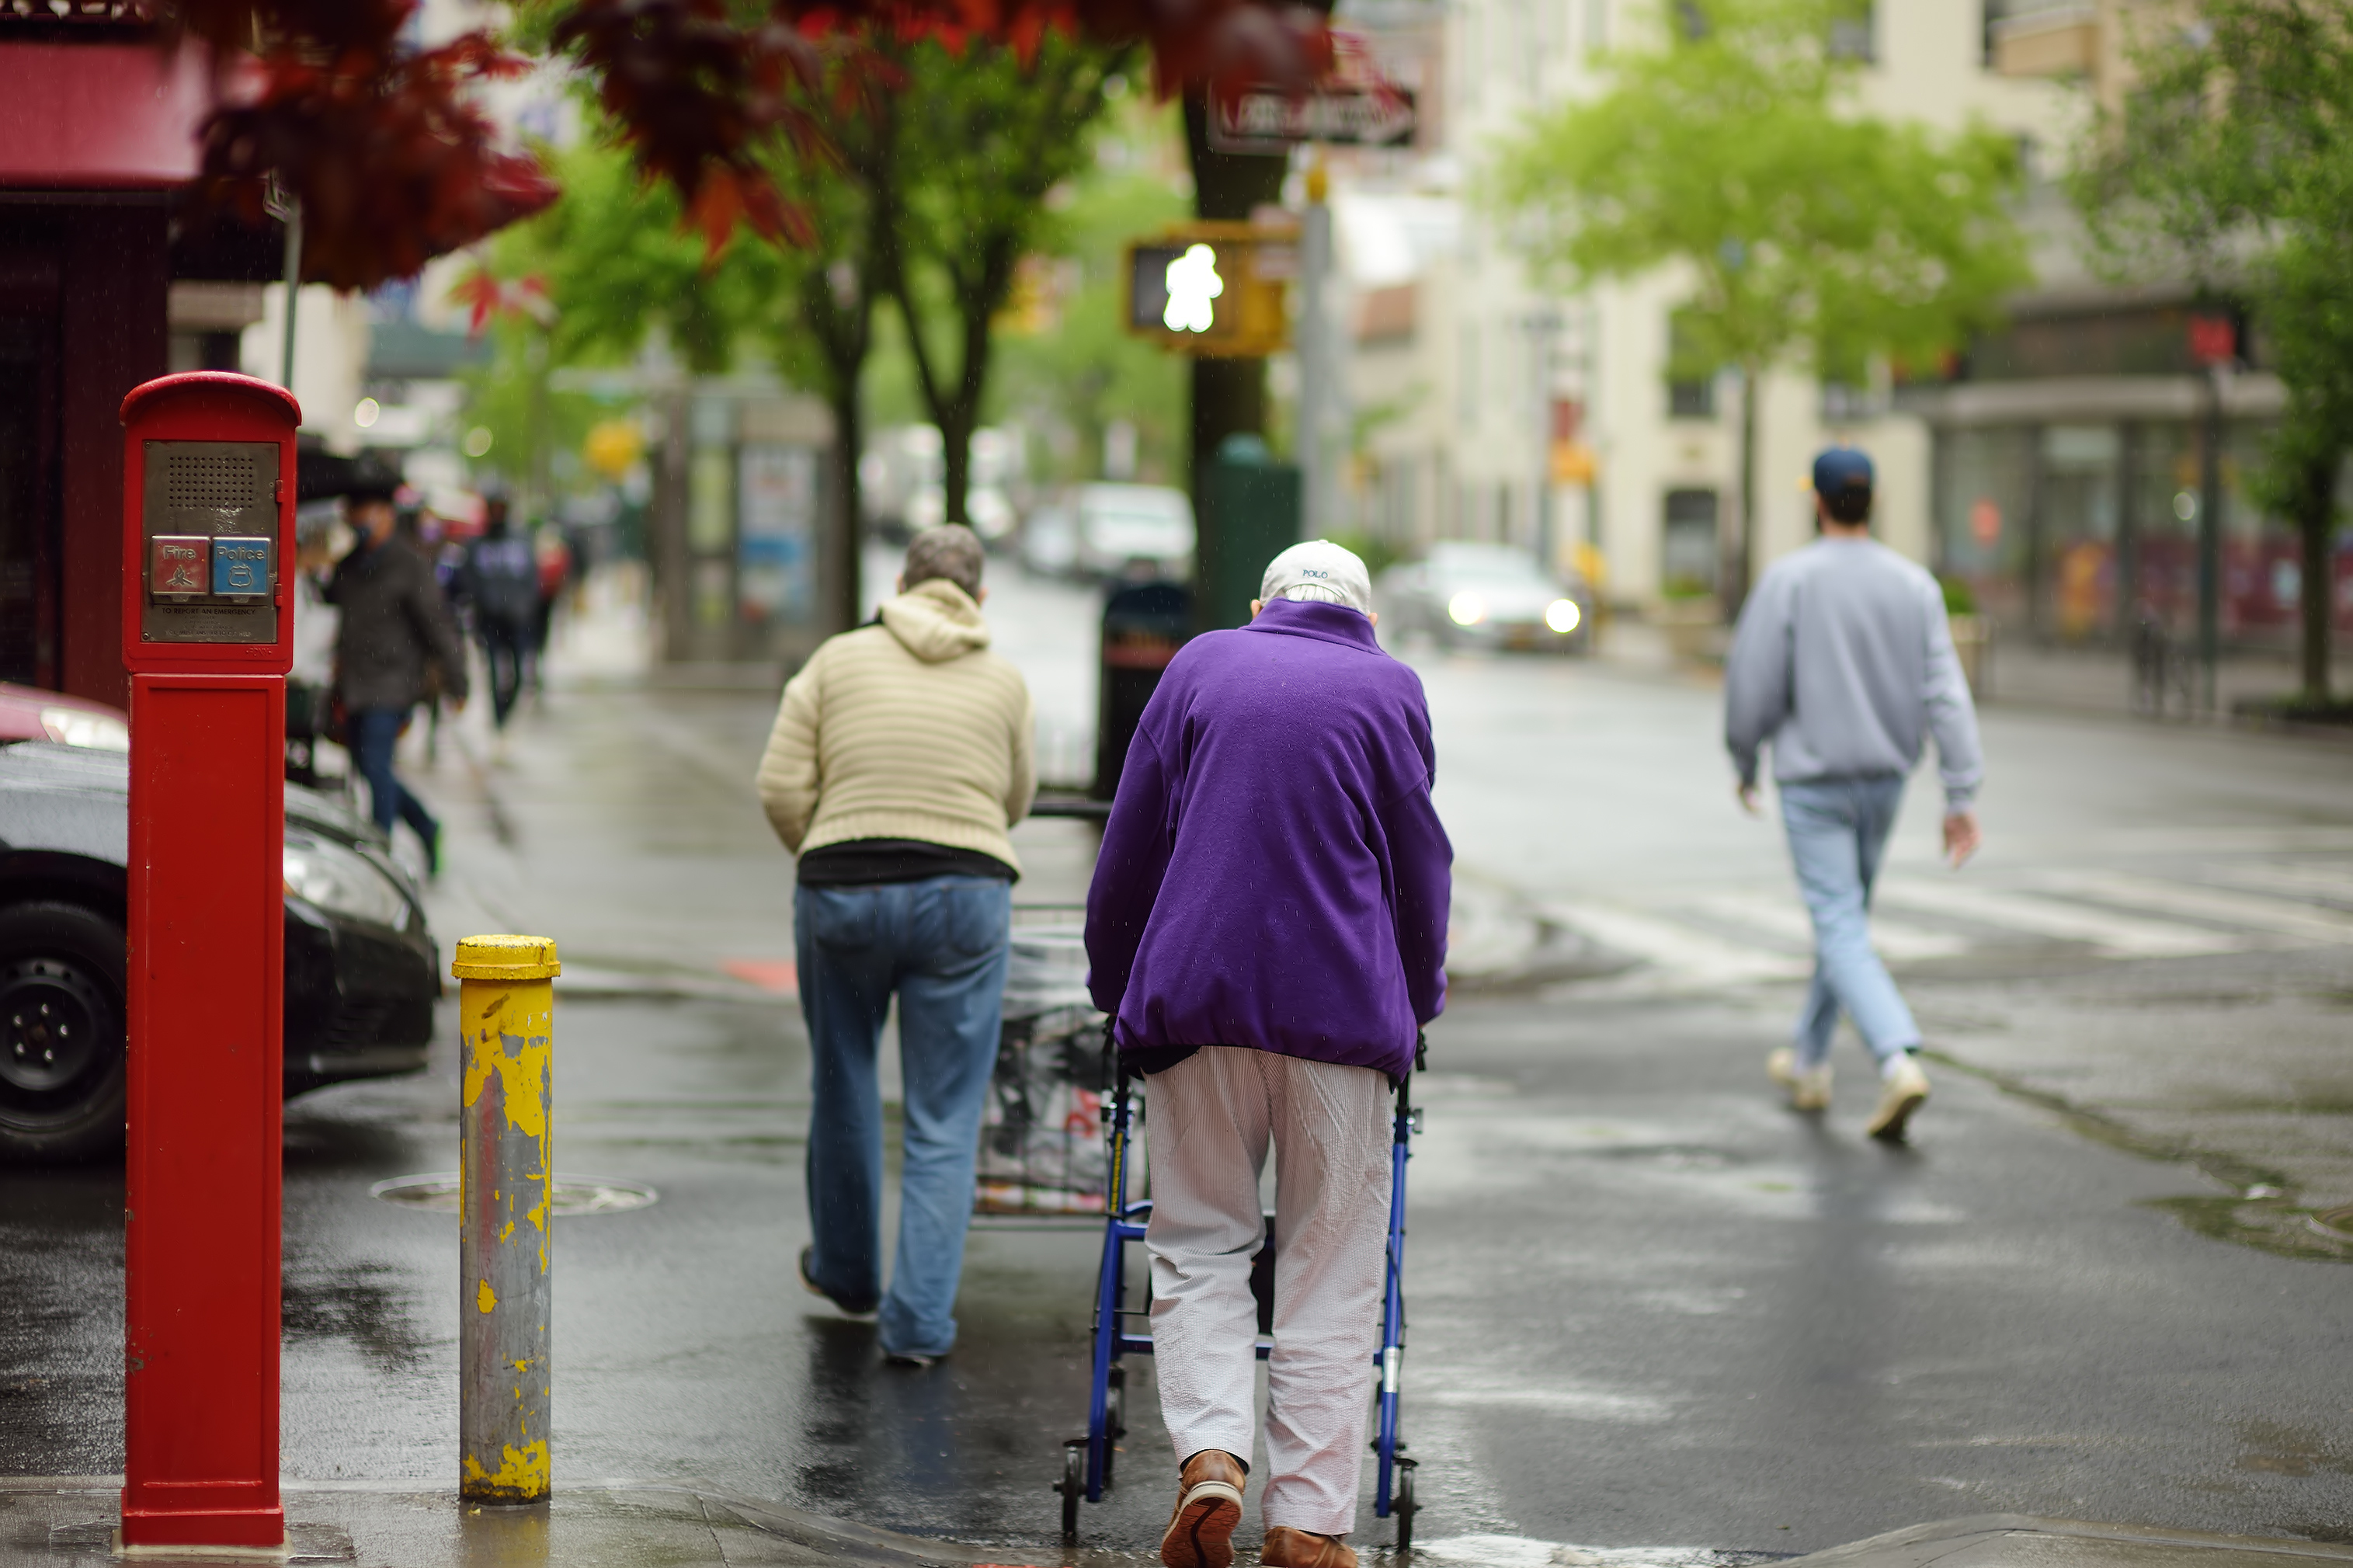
[1052, 1031, 1426, 1549]
[978, 911, 1110, 1219]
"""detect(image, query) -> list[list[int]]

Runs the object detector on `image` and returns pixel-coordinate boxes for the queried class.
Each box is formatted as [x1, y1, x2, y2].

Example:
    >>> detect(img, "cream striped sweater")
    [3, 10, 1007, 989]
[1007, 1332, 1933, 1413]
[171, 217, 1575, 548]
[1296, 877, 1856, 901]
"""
[756, 579, 1036, 873]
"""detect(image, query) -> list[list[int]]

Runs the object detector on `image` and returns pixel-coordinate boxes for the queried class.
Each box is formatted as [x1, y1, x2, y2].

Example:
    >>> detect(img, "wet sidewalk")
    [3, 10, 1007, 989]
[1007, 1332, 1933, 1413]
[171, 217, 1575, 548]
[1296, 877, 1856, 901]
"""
[6, 1480, 2351, 1568]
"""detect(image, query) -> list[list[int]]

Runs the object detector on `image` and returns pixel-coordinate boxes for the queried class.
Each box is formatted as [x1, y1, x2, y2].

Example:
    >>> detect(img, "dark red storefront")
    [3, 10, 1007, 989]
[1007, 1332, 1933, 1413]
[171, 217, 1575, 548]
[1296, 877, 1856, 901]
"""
[0, 25, 280, 711]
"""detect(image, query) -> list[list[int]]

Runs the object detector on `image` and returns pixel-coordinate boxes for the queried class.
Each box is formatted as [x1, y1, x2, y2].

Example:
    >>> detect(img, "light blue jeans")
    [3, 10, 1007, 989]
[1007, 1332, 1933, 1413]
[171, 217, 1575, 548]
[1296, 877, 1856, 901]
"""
[1778, 776, 1923, 1069]
[794, 874, 1011, 1358]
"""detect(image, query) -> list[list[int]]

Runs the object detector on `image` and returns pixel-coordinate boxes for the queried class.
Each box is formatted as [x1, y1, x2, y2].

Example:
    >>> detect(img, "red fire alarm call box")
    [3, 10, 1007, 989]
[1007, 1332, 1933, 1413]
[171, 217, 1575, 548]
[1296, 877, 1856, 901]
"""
[118, 371, 300, 1549]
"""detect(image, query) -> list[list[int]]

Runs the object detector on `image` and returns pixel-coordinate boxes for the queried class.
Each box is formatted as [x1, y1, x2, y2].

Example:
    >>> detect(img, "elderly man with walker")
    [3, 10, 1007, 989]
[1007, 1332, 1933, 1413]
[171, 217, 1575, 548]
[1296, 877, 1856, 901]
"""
[1086, 541, 1451, 1568]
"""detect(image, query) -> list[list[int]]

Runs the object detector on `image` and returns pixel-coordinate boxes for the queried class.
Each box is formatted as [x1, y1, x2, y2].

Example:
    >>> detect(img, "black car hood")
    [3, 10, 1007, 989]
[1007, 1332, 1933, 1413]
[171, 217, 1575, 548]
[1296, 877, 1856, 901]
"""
[0, 741, 130, 863]
[0, 740, 409, 887]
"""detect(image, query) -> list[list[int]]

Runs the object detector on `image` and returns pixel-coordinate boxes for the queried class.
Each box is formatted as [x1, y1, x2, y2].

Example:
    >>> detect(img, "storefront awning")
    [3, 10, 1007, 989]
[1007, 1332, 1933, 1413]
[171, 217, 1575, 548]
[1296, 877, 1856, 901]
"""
[0, 42, 210, 189]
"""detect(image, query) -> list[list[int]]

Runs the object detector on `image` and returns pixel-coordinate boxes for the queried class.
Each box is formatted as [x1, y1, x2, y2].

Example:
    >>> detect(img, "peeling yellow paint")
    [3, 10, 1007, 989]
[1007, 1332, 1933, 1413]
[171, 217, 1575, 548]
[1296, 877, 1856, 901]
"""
[477, 1280, 498, 1313]
[461, 1439, 551, 1500]
[499, 1220, 515, 1242]
[461, 992, 552, 1141]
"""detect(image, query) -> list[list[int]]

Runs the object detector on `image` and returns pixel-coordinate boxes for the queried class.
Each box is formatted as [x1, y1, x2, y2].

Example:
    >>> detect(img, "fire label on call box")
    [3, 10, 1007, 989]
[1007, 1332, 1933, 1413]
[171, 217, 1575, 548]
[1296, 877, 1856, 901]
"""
[149, 537, 210, 600]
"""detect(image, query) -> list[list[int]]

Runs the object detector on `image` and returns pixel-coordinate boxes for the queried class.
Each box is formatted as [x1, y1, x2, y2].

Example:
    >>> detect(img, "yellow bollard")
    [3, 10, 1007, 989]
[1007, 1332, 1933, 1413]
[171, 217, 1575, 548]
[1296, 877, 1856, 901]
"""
[452, 934, 561, 1505]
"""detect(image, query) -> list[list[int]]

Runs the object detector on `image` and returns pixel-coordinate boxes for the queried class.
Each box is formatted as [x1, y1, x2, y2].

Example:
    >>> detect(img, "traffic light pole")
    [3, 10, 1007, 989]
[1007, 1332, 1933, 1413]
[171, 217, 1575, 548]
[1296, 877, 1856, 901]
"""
[1184, 89, 1290, 630]
[1297, 157, 1336, 541]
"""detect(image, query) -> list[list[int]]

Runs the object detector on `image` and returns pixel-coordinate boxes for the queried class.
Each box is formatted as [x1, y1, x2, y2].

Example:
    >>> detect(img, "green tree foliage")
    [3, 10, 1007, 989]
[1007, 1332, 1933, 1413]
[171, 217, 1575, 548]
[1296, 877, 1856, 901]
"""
[879, 32, 1135, 526]
[2073, 1, 2353, 704]
[1483, 0, 2028, 610]
[992, 151, 1190, 485]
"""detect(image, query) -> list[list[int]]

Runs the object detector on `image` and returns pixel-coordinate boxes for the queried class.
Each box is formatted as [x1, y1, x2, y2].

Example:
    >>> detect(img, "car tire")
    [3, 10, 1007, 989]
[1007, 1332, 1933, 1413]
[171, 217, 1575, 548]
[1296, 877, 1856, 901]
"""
[0, 901, 128, 1164]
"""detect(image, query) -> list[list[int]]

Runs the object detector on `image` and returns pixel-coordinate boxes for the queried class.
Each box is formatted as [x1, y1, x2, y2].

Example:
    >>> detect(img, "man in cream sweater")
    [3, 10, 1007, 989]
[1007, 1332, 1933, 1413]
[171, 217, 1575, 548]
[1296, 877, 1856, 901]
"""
[757, 525, 1035, 1365]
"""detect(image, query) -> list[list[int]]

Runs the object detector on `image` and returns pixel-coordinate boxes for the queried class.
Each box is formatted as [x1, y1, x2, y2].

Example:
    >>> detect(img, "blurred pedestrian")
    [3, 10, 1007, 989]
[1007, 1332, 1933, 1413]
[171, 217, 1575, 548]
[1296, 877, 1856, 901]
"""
[1724, 448, 1985, 1142]
[1086, 541, 1451, 1568]
[527, 517, 574, 699]
[286, 504, 345, 790]
[327, 481, 469, 873]
[756, 524, 1035, 1367]
[458, 495, 540, 752]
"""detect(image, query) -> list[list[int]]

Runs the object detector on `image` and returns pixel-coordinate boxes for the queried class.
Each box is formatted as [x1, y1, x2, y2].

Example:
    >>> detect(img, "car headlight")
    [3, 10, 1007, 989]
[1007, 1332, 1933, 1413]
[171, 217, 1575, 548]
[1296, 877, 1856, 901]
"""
[1448, 590, 1487, 627]
[283, 834, 415, 929]
[1545, 598, 1583, 635]
[42, 708, 129, 750]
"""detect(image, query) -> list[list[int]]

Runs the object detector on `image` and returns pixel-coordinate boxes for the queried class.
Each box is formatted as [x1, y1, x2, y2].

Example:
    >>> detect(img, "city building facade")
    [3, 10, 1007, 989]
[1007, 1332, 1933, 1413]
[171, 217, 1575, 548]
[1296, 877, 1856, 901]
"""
[1336, 0, 2345, 652]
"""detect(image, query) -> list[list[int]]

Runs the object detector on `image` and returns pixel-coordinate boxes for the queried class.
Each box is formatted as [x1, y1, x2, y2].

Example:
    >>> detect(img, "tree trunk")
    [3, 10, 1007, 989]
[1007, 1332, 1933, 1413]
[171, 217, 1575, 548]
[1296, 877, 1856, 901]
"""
[795, 249, 874, 638]
[2296, 448, 2335, 704]
[1727, 360, 1760, 623]
[829, 381, 864, 631]
[939, 402, 972, 530]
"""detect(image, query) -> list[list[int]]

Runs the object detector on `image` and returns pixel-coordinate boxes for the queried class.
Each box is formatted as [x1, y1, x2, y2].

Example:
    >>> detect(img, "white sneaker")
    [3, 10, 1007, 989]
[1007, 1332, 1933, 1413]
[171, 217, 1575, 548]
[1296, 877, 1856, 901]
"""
[1766, 1048, 1833, 1112]
[1867, 1054, 1931, 1142]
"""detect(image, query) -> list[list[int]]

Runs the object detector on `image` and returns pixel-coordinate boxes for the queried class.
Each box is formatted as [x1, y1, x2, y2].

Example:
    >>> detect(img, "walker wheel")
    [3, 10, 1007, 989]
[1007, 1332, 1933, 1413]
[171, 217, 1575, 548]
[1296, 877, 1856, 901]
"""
[1395, 1457, 1417, 1552]
[1059, 1438, 1083, 1539]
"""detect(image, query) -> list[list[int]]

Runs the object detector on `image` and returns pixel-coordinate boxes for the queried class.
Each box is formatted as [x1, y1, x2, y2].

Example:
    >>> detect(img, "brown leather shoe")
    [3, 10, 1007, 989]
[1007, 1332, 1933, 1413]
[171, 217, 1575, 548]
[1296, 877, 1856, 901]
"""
[1261, 1527, 1357, 1568]
[1160, 1450, 1247, 1568]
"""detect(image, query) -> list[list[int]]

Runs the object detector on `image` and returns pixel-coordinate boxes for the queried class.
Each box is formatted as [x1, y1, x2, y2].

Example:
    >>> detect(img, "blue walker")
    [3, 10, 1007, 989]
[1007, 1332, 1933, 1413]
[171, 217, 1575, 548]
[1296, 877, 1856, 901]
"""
[1056, 1033, 1425, 1549]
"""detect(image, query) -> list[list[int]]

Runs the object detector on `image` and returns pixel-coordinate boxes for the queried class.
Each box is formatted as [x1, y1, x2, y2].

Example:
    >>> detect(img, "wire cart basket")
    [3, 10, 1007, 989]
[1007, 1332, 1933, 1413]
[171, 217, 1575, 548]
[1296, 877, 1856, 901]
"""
[976, 909, 1111, 1220]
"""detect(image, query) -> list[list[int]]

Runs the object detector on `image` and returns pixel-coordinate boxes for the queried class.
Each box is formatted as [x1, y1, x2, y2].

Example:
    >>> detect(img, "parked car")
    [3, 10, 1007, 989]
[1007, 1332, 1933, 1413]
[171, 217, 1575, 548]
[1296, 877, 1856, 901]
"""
[1378, 541, 1595, 653]
[1071, 483, 1195, 582]
[0, 687, 439, 1163]
[1020, 500, 1080, 579]
[0, 683, 129, 752]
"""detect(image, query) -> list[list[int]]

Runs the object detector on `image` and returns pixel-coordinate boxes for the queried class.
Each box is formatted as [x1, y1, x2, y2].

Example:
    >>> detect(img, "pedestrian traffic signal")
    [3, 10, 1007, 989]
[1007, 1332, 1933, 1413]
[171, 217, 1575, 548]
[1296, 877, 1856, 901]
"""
[1124, 222, 1296, 357]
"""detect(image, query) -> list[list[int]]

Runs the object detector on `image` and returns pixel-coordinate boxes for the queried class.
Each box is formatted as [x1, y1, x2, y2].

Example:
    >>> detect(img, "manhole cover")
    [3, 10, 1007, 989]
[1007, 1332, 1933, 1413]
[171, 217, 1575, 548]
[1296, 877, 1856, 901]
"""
[369, 1173, 659, 1215]
[2306, 1205, 2353, 1242]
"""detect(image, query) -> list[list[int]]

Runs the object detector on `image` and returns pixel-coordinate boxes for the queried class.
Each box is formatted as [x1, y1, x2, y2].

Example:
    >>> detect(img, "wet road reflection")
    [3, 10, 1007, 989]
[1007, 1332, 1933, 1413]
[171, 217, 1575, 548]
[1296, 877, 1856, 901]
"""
[5, 986, 2351, 1555]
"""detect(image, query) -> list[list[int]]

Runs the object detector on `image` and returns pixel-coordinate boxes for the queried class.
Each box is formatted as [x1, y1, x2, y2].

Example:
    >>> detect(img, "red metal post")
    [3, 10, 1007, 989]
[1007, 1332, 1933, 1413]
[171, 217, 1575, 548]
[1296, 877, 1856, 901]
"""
[117, 372, 300, 1549]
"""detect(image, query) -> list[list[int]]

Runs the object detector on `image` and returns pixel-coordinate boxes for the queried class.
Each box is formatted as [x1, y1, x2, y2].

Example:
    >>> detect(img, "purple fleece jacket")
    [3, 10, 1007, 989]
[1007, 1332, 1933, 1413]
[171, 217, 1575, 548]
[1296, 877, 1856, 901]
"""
[1083, 597, 1452, 1080]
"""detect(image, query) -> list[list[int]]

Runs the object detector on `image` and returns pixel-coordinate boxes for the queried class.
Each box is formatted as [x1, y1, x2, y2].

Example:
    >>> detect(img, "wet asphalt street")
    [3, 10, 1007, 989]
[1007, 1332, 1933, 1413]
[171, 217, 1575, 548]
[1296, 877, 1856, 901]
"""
[3, 563, 2351, 1559]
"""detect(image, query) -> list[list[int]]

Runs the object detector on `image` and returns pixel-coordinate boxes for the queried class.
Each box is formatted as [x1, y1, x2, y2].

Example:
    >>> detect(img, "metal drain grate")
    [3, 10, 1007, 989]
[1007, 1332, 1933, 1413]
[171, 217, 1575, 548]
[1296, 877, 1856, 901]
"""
[369, 1173, 659, 1215]
[2306, 1205, 2353, 1243]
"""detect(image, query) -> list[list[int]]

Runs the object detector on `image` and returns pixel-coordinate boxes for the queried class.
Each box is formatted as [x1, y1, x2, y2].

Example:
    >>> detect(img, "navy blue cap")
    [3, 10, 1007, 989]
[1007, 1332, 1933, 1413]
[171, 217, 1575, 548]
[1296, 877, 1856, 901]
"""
[1813, 447, 1874, 494]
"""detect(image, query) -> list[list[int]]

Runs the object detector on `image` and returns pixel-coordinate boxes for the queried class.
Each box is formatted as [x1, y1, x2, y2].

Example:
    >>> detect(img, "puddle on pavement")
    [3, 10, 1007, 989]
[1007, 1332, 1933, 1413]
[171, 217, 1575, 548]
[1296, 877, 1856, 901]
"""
[281, 1260, 434, 1372]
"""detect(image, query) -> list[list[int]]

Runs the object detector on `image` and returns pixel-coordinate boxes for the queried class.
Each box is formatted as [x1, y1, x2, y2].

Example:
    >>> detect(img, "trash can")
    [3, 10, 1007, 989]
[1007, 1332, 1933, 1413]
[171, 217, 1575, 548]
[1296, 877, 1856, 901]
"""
[1196, 433, 1301, 634]
[1095, 579, 1190, 799]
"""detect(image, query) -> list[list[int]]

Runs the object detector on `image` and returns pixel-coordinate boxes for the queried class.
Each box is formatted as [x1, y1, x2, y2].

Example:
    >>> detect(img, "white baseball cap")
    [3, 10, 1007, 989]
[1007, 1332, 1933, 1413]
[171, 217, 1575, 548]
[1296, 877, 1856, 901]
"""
[1259, 539, 1374, 616]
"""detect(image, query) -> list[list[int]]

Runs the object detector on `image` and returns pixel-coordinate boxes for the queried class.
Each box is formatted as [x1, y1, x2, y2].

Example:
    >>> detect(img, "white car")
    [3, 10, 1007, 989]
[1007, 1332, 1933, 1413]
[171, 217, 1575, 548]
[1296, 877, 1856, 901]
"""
[1071, 484, 1195, 582]
[1378, 541, 1594, 653]
[1020, 502, 1079, 578]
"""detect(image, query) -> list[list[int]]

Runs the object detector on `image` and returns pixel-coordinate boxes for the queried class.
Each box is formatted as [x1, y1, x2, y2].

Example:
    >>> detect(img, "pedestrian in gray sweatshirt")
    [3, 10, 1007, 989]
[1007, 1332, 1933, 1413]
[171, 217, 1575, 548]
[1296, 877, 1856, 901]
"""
[1723, 448, 1983, 1141]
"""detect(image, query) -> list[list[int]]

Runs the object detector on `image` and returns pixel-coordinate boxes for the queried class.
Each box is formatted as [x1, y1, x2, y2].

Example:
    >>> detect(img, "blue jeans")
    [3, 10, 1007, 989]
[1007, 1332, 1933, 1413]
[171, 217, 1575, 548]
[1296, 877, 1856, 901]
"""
[794, 874, 1011, 1358]
[348, 707, 438, 847]
[1779, 776, 1922, 1069]
[478, 617, 528, 729]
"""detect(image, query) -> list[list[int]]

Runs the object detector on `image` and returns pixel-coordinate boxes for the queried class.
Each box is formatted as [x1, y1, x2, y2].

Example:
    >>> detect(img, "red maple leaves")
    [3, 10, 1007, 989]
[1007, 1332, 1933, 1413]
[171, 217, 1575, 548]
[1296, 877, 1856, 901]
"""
[183, 2, 555, 290]
[169, 0, 1329, 291]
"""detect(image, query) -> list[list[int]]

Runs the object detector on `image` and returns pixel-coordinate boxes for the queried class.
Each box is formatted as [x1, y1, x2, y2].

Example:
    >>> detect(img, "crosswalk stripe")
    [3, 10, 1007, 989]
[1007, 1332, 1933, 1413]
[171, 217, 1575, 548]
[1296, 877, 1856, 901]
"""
[1874, 879, 2254, 957]
[1685, 891, 1969, 961]
[1536, 864, 2351, 988]
[2033, 869, 2353, 944]
[1538, 902, 1809, 985]
[2199, 858, 2353, 908]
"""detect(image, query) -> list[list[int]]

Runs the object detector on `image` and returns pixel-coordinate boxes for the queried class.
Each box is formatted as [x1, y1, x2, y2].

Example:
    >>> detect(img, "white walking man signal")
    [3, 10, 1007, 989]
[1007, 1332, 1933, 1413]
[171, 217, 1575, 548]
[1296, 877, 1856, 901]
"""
[1163, 244, 1224, 333]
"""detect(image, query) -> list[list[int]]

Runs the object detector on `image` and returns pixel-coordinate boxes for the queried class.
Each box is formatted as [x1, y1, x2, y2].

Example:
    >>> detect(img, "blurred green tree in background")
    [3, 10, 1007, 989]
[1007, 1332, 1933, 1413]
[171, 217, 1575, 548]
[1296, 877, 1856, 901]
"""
[1484, 0, 2027, 616]
[2074, 0, 2353, 708]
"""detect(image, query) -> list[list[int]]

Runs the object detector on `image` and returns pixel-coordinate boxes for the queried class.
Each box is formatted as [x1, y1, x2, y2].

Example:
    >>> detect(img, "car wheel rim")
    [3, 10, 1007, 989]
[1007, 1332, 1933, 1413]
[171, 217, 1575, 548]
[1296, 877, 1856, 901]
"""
[0, 958, 114, 1103]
